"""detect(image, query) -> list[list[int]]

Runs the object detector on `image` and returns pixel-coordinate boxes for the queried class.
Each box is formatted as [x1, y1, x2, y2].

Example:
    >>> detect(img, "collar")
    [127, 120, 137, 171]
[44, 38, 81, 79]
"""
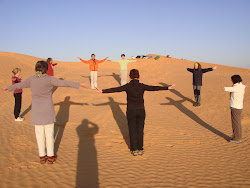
[130, 78, 139, 82]
[35, 71, 47, 77]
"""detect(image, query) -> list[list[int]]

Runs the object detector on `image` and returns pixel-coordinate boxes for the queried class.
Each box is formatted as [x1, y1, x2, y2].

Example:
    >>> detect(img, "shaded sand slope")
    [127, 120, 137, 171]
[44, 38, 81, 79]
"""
[0, 52, 249, 188]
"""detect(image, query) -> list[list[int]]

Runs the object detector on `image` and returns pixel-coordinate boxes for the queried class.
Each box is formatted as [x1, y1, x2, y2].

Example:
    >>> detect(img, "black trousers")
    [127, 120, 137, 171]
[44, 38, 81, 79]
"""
[14, 93, 22, 119]
[126, 109, 146, 151]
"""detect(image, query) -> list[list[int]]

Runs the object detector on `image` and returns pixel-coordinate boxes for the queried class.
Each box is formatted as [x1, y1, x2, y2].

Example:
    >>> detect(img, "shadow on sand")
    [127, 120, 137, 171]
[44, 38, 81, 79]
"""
[54, 96, 88, 155]
[159, 82, 230, 141]
[76, 119, 99, 188]
[104, 73, 121, 85]
[93, 97, 130, 149]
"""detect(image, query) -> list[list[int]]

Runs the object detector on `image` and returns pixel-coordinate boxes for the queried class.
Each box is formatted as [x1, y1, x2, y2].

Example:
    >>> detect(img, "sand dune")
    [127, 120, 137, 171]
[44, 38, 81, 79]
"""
[0, 52, 249, 188]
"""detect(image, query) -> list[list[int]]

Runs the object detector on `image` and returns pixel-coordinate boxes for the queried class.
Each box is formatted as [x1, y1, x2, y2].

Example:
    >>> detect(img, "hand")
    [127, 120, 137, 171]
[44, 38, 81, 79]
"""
[168, 84, 176, 90]
[95, 87, 102, 93]
[245, 83, 248, 87]
[213, 66, 217, 70]
[222, 87, 225, 91]
[80, 83, 90, 89]
[2, 85, 8, 91]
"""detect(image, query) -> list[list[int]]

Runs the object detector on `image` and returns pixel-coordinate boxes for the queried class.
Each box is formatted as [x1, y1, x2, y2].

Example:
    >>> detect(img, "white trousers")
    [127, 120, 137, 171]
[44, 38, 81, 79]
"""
[35, 123, 54, 157]
[90, 71, 98, 89]
[120, 70, 127, 85]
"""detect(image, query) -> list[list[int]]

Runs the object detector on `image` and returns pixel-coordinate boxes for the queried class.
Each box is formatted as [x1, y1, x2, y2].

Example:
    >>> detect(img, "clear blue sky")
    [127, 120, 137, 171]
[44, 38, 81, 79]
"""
[1, 0, 249, 68]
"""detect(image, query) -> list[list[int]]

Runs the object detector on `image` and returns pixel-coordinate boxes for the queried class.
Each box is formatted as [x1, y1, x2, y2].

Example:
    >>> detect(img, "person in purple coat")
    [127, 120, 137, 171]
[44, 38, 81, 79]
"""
[3, 61, 90, 164]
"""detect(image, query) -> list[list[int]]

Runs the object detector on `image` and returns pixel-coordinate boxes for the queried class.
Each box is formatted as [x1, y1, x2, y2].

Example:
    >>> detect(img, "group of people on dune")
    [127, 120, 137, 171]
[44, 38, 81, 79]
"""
[2, 54, 246, 164]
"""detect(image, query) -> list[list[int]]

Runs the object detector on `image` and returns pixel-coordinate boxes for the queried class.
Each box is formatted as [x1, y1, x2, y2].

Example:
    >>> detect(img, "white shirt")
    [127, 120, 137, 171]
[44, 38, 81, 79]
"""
[224, 82, 245, 109]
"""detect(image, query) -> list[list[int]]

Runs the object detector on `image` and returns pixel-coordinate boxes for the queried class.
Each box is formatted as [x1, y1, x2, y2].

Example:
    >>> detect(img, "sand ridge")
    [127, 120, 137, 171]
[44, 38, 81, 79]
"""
[0, 52, 249, 188]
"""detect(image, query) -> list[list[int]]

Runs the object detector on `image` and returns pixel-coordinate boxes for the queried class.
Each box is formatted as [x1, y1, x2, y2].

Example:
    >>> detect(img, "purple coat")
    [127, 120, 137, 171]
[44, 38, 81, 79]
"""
[8, 75, 80, 125]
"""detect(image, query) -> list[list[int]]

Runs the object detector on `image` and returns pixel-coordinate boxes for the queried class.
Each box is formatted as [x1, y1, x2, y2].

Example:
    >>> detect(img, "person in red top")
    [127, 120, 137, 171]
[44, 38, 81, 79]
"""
[12, 68, 24, 121]
[78, 54, 108, 89]
[46, 58, 57, 76]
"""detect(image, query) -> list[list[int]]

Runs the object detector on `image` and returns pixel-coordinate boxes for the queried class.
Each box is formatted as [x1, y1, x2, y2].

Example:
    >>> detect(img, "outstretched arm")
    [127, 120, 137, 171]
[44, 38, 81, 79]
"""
[52, 63, 58, 66]
[127, 60, 137, 63]
[187, 68, 194, 73]
[7, 77, 31, 91]
[110, 60, 120, 63]
[78, 57, 89, 64]
[224, 86, 237, 93]
[202, 66, 216, 73]
[143, 84, 175, 91]
[50, 76, 90, 89]
[97, 57, 108, 64]
[96, 84, 127, 93]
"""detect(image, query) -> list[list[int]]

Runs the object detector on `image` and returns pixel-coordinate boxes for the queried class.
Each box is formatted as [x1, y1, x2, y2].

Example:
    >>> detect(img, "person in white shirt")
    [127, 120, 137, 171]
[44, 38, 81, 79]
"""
[224, 75, 246, 144]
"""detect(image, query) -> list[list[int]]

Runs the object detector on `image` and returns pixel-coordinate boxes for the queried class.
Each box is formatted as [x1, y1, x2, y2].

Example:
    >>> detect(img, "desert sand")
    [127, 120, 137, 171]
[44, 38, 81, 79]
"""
[0, 52, 249, 188]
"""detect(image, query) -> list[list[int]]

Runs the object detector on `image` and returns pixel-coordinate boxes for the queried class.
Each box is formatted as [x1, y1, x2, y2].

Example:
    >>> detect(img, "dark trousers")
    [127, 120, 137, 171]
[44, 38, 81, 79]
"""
[14, 93, 22, 119]
[193, 85, 202, 104]
[231, 109, 242, 141]
[126, 109, 146, 151]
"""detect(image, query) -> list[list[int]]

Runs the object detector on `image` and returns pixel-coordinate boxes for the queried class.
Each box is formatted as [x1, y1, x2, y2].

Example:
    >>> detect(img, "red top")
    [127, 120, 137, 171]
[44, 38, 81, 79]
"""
[12, 76, 22, 93]
[47, 63, 57, 76]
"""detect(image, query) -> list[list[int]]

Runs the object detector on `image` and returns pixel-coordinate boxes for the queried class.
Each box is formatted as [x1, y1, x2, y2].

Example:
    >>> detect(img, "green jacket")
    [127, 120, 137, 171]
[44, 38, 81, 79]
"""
[111, 60, 137, 70]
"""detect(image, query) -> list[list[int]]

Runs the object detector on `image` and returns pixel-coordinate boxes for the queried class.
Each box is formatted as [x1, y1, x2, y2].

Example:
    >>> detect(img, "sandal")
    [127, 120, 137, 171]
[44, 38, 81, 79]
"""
[47, 156, 56, 164]
[40, 156, 46, 164]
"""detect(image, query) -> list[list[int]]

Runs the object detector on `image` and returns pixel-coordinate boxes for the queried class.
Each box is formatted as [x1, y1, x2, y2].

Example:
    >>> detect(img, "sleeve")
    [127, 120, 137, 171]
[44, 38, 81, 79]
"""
[224, 86, 237, 92]
[50, 76, 80, 89]
[79, 58, 89, 64]
[97, 57, 108, 64]
[111, 60, 120, 63]
[52, 63, 58, 66]
[187, 68, 194, 73]
[127, 60, 137, 63]
[102, 85, 127, 93]
[8, 77, 31, 91]
[143, 84, 169, 91]
[202, 68, 213, 73]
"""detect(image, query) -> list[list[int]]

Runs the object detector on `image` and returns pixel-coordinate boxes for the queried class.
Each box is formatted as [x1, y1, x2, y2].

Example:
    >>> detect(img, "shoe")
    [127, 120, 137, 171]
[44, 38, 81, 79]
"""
[40, 156, 46, 164]
[138, 150, 144, 156]
[47, 156, 56, 164]
[193, 103, 198, 106]
[230, 140, 242, 144]
[197, 103, 201, 107]
[15, 117, 24, 121]
[130, 150, 138, 156]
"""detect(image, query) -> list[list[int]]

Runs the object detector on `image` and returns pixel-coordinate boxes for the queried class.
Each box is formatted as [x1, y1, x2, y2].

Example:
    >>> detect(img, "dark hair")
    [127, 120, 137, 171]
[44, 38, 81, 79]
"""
[194, 62, 202, 71]
[46, 58, 52, 63]
[91, 54, 95, 57]
[231, 75, 242, 84]
[35, 61, 48, 74]
[129, 69, 140, 79]
[121, 54, 125, 57]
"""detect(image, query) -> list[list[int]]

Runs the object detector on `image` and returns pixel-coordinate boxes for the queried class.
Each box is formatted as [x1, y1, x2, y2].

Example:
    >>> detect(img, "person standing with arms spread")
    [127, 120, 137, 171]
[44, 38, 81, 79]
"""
[111, 54, 137, 85]
[2, 61, 90, 164]
[224, 75, 246, 144]
[78, 54, 108, 89]
[187, 62, 217, 106]
[96, 69, 175, 156]
[46, 58, 57, 76]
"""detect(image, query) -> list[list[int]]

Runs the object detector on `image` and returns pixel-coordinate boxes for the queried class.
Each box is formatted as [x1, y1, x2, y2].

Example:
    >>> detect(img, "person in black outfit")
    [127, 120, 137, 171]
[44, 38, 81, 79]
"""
[187, 62, 217, 107]
[96, 69, 175, 156]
